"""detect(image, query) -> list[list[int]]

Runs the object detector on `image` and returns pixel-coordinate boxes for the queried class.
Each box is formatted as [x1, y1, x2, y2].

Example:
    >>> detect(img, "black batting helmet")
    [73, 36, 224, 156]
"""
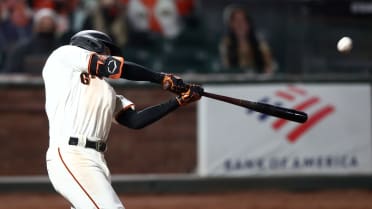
[70, 30, 122, 56]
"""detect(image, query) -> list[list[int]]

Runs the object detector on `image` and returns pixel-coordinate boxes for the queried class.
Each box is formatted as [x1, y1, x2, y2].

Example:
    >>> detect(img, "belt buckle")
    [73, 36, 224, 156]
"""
[96, 140, 107, 152]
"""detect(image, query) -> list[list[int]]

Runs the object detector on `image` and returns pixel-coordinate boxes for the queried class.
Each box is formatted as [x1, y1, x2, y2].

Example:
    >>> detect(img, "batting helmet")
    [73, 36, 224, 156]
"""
[70, 30, 122, 56]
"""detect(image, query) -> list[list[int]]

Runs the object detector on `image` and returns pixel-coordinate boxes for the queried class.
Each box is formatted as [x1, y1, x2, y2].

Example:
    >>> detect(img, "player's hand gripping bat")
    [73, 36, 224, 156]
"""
[201, 91, 308, 123]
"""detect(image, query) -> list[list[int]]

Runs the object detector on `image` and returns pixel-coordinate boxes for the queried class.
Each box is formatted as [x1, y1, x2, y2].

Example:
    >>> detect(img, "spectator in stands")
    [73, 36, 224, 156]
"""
[31, 0, 79, 35]
[81, 0, 128, 48]
[125, 0, 208, 73]
[127, 0, 183, 39]
[175, 0, 201, 30]
[0, 1, 6, 69]
[219, 5, 275, 74]
[2, 8, 60, 74]
[126, 0, 200, 43]
[28, 0, 87, 45]
[0, 0, 33, 53]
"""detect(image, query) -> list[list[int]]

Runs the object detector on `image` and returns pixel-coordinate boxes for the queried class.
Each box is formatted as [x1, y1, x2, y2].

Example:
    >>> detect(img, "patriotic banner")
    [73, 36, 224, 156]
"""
[197, 84, 372, 176]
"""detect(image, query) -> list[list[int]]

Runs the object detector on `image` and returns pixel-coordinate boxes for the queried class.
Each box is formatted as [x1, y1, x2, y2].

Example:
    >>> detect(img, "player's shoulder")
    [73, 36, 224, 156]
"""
[44, 45, 91, 69]
[52, 45, 89, 56]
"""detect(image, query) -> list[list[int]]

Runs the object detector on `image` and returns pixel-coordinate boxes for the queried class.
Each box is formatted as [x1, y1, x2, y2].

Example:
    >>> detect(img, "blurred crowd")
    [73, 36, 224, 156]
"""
[0, 0, 275, 75]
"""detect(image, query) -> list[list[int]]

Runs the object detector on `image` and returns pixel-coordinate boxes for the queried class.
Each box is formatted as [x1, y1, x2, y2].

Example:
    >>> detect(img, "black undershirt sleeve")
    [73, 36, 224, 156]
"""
[121, 61, 164, 84]
[116, 98, 180, 129]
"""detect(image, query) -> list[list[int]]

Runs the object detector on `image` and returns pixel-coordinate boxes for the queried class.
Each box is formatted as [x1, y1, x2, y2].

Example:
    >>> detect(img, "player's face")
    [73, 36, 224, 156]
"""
[230, 10, 250, 38]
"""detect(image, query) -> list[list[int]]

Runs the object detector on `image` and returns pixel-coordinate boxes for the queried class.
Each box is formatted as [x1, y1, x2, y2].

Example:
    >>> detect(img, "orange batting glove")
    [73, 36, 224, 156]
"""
[161, 73, 189, 94]
[176, 84, 204, 106]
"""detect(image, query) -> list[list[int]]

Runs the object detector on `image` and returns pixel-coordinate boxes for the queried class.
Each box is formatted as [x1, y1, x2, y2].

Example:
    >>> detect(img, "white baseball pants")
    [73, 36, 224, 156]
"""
[46, 145, 125, 209]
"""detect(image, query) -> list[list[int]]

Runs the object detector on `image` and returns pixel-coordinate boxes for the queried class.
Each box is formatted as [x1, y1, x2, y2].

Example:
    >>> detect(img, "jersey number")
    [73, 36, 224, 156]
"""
[80, 72, 100, 85]
[80, 72, 90, 85]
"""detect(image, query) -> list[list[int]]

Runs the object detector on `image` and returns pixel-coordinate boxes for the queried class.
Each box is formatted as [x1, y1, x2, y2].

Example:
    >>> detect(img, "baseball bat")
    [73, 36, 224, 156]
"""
[201, 91, 308, 123]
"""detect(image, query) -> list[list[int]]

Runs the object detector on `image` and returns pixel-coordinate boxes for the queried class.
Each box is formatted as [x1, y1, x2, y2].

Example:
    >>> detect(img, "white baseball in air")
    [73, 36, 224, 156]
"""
[337, 36, 353, 53]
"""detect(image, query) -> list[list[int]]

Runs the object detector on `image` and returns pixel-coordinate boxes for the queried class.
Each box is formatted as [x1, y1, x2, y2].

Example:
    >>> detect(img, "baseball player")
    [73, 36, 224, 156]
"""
[42, 30, 203, 209]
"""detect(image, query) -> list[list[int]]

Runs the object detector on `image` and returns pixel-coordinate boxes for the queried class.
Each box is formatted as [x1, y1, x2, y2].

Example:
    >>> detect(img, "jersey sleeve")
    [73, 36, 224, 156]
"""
[114, 95, 135, 114]
[49, 45, 93, 74]
[113, 95, 135, 124]
[42, 45, 91, 88]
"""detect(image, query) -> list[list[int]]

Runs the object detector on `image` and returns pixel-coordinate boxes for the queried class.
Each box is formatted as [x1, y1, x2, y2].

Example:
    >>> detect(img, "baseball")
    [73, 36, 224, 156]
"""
[337, 36, 352, 53]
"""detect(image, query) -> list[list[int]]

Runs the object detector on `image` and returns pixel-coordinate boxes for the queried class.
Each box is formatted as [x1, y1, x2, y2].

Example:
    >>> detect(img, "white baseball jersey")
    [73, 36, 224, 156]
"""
[43, 45, 132, 209]
[43, 45, 133, 144]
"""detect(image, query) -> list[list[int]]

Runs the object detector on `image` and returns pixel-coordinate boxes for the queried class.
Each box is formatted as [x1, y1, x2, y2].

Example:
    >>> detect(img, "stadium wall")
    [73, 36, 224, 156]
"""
[0, 74, 372, 192]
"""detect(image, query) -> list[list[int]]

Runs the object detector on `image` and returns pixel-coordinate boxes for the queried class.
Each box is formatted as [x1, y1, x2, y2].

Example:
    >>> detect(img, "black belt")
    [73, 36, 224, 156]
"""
[68, 137, 107, 152]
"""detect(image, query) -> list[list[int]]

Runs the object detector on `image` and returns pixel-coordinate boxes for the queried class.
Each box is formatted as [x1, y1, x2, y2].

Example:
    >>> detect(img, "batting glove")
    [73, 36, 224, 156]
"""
[176, 84, 204, 106]
[161, 73, 189, 94]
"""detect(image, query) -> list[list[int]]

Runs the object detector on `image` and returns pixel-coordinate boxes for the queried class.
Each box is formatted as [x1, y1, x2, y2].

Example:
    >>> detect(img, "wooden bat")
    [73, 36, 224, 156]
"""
[201, 91, 308, 123]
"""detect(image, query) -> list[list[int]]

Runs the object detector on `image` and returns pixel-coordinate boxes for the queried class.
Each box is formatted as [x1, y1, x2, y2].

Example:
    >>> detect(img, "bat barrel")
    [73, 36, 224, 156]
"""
[202, 91, 308, 123]
[252, 102, 308, 123]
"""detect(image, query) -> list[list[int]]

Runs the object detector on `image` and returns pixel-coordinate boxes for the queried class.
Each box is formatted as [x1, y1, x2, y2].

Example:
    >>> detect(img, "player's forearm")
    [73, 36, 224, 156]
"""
[87, 54, 189, 93]
[87, 54, 164, 83]
[115, 98, 179, 129]
[121, 61, 164, 84]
